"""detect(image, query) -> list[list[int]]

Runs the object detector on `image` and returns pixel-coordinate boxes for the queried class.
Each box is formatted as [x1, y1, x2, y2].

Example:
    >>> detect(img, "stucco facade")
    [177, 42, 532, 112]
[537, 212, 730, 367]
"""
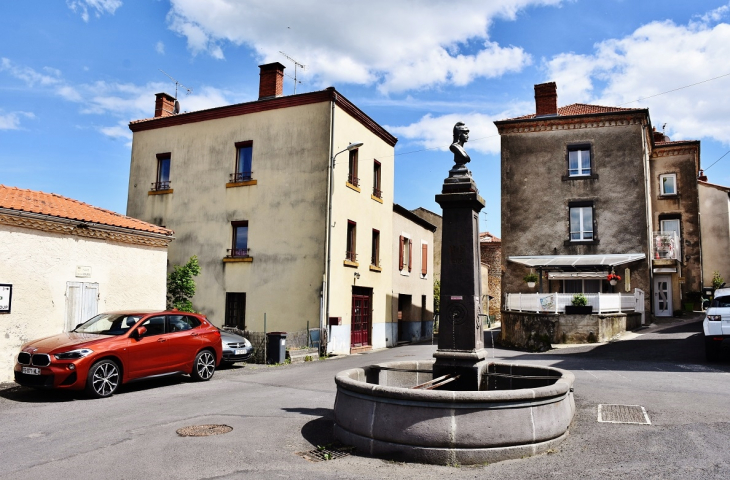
[0, 201, 170, 382]
[699, 180, 730, 287]
[392, 204, 436, 343]
[127, 67, 400, 355]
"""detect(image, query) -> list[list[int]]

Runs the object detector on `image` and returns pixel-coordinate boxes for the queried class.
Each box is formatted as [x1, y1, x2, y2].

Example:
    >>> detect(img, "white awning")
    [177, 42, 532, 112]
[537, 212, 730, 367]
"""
[548, 272, 607, 280]
[508, 253, 646, 268]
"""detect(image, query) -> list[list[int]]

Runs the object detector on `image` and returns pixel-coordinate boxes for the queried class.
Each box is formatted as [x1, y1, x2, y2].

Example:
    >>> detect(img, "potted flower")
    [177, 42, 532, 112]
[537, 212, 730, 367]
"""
[565, 293, 593, 314]
[607, 272, 621, 286]
[523, 271, 539, 288]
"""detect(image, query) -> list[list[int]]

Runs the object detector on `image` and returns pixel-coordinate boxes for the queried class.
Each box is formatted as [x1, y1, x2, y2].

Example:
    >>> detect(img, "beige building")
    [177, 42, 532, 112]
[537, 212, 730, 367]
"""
[699, 178, 730, 288]
[126, 63, 400, 355]
[392, 204, 436, 343]
[0, 186, 172, 382]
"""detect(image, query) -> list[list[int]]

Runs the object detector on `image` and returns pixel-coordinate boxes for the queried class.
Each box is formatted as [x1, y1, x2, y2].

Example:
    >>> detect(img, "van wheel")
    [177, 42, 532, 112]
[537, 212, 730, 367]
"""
[86, 360, 120, 398]
[191, 350, 215, 381]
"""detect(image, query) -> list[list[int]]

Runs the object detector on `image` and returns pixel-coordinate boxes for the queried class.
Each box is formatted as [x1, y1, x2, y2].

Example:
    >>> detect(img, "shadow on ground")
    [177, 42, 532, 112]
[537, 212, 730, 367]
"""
[284, 407, 336, 448]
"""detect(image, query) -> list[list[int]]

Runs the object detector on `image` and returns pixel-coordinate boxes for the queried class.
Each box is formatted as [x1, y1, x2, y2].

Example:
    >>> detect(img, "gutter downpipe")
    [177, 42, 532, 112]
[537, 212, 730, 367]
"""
[323, 92, 337, 356]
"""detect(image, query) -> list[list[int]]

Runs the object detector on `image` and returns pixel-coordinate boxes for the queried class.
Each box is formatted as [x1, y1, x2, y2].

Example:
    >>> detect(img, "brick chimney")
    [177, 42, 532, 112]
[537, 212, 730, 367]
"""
[154, 92, 176, 118]
[258, 62, 286, 100]
[652, 126, 670, 142]
[534, 82, 558, 116]
[698, 169, 708, 182]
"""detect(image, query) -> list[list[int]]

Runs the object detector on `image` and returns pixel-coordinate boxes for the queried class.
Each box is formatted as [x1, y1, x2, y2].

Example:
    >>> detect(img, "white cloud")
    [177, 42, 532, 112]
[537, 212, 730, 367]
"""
[1, 57, 61, 86]
[156, 41, 165, 55]
[67, 0, 122, 22]
[0, 112, 35, 130]
[544, 7, 730, 145]
[164, 0, 560, 92]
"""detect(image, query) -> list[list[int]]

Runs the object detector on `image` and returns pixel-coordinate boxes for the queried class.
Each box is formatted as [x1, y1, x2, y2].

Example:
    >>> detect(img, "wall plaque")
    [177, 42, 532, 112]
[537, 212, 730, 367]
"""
[0, 284, 12, 313]
[76, 266, 92, 278]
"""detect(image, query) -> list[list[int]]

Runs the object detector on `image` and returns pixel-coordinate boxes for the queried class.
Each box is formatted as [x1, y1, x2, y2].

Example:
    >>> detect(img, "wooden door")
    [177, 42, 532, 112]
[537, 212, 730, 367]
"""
[351, 293, 371, 347]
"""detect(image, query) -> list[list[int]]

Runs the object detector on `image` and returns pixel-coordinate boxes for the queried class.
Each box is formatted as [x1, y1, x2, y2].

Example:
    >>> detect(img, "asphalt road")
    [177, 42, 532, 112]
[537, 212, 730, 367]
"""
[2, 315, 730, 479]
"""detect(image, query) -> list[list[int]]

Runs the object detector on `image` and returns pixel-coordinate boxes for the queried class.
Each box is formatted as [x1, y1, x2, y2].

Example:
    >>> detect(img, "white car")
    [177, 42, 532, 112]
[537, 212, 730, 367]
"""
[703, 287, 730, 361]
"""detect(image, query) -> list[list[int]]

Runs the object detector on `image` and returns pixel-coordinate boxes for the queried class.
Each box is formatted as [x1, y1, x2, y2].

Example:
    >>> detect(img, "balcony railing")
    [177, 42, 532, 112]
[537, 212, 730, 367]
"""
[226, 248, 251, 258]
[372, 187, 382, 198]
[653, 231, 680, 260]
[345, 251, 357, 262]
[505, 292, 640, 314]
[230, 171, 253, 183]
[151, 180, 171, 191]
[347, 174, 359, 187]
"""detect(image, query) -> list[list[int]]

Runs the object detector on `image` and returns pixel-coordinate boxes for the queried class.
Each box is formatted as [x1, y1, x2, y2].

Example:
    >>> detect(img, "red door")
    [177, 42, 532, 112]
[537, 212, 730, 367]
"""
[351, 294, 370, 347]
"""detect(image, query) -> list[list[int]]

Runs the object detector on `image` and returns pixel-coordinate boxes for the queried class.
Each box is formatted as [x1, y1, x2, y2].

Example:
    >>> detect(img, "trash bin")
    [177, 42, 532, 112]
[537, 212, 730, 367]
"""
[266, 332, 287, 364]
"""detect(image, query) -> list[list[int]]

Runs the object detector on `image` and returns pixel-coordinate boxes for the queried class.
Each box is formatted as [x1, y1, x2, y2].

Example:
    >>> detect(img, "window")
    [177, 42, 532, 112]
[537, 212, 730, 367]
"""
[570, 206, 593, 241]
[231, 141, 253, 183]
[658, 218, 681, 259]
[348, 149, 359, 187]
[153, 153, 171, 191]
[421, 241, 428, 278]
[169, 315, 201, 332]
[660, 173, 677, 195]
[373, 160, 382, 198]
[567, 145, 591, 177]
[563, 279, 600, 293]
[139, 316, 166, 337]
[371, 229, 380, 267]
[399, 235, 412, 273]
[230, 221, 249, 257]
[225, 293, 246, 329]
[346, 221, 357, 262]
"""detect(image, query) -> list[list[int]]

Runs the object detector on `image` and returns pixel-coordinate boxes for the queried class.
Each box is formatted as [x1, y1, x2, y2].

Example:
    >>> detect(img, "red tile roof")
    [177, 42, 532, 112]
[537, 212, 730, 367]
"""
[480, 231, 501, 242]
[655, 140, 699, 146]
[0, 185, 172, 236]
[505, 103, 644, 121]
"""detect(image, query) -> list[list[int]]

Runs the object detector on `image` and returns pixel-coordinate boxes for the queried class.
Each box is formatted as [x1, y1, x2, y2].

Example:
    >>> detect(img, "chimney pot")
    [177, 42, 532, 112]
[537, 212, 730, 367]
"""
[534, 82, 557, 116]
[698, 169, 708, 182]
[154, 92, 176, 118]
[258, 62, 286, 100]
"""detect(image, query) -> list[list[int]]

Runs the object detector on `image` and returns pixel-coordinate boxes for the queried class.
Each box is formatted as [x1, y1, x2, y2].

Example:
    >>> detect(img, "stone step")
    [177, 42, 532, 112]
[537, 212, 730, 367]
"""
[287, 348, 320, 363]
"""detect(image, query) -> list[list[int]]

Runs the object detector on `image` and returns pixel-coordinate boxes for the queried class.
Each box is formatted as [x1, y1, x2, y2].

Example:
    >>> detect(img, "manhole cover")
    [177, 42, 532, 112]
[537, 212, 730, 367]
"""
[598, 404, 651, 424]
[296, 444, 353, 462]
[176, 424, 233, 437]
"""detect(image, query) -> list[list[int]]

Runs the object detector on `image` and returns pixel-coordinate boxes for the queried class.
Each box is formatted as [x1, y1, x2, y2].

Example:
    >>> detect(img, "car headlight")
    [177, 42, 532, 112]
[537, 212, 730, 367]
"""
[54, 348, 94, 360]
[244, 339, 252, 348]
[707, 315, 722, 322]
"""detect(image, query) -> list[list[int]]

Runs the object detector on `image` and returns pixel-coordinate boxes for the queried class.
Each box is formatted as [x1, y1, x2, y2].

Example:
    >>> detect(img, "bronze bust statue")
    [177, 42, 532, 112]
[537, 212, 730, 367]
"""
[450, 122, 471, 166]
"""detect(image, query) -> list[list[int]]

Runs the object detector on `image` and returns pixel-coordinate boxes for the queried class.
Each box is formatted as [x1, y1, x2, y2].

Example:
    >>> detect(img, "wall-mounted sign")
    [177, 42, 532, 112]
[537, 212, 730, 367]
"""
[76, 266, 92, 278]
[625, 268, 631, 292]
[0, 284, 12, 313]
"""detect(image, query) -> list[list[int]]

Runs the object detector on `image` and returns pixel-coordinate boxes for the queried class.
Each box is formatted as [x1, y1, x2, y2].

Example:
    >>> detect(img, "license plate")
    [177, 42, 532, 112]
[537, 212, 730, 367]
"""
[22, 367, 40, 375]
[234, 349, 247, 355]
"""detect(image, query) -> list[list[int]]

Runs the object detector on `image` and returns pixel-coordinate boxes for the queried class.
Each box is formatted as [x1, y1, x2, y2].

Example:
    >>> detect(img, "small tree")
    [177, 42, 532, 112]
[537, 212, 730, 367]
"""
[712, 271, 724, 291]
[433, 279, 441, 314]
[167, 256, 201, 312]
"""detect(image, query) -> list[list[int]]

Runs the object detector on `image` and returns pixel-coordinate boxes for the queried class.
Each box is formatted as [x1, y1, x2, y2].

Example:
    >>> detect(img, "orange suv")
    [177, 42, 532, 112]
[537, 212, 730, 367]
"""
[14, 310, 222, 398]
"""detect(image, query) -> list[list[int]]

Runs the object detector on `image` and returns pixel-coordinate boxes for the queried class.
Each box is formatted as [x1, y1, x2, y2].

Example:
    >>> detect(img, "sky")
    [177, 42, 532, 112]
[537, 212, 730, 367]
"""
[2, 0, 730, 237]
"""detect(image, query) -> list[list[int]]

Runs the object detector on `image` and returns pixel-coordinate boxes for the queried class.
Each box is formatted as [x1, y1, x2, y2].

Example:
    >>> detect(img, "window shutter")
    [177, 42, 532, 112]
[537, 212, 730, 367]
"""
[421, 244, 428, 276]
[399, 236, 404, 270]
[408, 239, 413, 272]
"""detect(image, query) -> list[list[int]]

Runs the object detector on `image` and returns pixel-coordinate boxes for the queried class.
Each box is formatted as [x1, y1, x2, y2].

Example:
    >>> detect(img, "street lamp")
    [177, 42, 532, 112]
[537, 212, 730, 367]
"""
[323, 142, 363, 355]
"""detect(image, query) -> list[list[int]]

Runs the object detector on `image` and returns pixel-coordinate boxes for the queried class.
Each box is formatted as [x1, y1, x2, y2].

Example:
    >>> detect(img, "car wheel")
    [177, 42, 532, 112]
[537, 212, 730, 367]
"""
[86, 359, 120, 398]
[705, 338, 721, 362]
[191, 350, 216, 381]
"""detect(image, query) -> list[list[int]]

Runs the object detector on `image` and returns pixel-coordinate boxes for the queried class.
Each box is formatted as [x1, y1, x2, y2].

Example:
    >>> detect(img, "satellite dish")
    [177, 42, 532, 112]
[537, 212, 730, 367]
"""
[173, 100, 180, 114]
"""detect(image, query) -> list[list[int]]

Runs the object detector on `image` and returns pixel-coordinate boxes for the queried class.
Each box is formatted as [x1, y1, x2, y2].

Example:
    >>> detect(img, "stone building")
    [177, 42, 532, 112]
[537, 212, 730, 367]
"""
[126, 62, 413, 355]
[479, 232, 502, 321]
[495, 82, 702, 319]
[698, 177, 730, 288]
[410, 207, 442, 282]
[0, 186, 172, 382]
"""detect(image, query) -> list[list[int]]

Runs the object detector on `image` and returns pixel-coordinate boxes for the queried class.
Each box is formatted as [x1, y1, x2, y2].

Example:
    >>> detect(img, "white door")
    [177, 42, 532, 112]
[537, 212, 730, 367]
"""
[65, 282, 99, 331]
[653, 275, 672, 317]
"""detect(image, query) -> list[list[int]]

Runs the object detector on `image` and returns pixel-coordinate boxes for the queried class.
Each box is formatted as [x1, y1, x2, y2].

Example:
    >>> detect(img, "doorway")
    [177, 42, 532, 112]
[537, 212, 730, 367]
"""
[351, 287, 371, 347]
[654, 275, 673, 316]
[397, 294, 412, 342]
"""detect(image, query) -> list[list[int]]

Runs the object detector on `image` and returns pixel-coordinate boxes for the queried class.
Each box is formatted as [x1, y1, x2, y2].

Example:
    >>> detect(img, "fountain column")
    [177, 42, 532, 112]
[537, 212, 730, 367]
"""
[433, 122, 488, 391]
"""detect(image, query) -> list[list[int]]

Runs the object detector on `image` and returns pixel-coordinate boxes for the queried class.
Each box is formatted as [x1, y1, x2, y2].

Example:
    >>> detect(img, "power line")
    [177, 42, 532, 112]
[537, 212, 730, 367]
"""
[618, 71, 730, 106]
[705, 150, 730, 171]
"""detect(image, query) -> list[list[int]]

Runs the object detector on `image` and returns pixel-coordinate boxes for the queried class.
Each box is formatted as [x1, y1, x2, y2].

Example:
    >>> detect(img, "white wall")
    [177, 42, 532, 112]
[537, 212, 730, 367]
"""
[0, 225, 168, 382]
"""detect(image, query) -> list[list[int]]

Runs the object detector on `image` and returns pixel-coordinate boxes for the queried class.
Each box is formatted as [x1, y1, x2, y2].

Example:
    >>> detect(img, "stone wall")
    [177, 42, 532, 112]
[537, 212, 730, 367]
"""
[480, 241, 502, 321]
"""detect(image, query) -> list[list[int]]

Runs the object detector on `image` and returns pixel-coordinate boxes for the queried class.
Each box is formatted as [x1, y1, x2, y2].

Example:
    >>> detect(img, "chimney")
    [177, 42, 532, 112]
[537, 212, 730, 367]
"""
[534, 82, 558, 116]
[154, 92, 176, 118]
[698, 169, 708, 182]
[652, 126, 670, 143]
[258, 62, 286, 100]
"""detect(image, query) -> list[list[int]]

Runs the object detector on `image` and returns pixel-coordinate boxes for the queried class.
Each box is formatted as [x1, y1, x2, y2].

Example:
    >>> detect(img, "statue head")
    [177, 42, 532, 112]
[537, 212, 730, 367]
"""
[452, 122, 469, 144]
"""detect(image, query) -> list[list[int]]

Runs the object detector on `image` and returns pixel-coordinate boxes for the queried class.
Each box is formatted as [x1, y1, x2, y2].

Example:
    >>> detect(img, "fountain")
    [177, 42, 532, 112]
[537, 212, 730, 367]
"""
[333, 122, 575, 465]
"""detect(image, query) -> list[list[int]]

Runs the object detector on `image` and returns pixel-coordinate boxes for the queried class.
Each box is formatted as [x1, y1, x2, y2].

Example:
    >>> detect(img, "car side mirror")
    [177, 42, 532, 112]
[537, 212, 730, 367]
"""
[134, 326, 147, 339]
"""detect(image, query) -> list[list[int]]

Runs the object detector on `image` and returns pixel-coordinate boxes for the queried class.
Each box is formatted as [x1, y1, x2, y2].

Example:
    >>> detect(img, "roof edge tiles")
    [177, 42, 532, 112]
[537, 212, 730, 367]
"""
[495, 103, 647, 124]
[0, 185, 172, 237]
[129, 87, 398, 147]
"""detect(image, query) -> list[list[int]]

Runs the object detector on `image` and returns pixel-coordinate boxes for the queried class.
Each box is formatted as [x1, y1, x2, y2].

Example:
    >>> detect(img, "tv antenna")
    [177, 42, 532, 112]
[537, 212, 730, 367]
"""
[159, 69, 192, 99]
[279, 51, 305, 94]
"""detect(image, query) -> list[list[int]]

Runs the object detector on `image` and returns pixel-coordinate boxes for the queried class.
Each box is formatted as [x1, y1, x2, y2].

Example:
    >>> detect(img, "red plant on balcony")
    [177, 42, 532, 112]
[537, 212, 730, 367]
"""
[607, 273, 621, 282]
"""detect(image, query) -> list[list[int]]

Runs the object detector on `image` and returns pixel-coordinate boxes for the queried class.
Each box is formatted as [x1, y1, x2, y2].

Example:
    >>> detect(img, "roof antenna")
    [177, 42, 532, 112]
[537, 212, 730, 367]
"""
[279, 51, 305, 94]
[662, 123, 667, 132]
[159, 69, 192, 114]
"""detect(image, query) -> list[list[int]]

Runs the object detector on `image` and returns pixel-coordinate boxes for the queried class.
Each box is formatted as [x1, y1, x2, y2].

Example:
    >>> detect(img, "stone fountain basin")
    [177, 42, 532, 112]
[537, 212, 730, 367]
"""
[333, 360, 575, 465]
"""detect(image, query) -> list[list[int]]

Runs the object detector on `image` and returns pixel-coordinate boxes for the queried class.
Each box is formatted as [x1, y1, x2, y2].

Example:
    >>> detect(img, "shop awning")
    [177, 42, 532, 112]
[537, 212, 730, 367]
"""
[508, 253, 646, 269]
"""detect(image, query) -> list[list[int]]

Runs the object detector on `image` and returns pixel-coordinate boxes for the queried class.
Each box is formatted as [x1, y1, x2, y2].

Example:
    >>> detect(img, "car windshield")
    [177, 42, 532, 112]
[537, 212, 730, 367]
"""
[711, 296, 730, 308]
[73, 314, 142, 335]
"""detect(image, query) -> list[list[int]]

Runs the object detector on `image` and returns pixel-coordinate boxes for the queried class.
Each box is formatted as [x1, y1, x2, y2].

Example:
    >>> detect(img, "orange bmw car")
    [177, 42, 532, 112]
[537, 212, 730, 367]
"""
[14, 310, 222, 398]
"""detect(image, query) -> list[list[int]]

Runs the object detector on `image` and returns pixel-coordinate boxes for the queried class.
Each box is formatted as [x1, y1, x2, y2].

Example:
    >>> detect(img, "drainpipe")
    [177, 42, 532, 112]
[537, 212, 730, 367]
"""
[323, 92, 337, 356]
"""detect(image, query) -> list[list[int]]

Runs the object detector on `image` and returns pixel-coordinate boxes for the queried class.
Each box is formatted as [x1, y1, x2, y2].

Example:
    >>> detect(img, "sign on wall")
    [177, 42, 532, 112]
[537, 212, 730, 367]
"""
[0, 284, 11, 313]
[75, 266, 92, 278]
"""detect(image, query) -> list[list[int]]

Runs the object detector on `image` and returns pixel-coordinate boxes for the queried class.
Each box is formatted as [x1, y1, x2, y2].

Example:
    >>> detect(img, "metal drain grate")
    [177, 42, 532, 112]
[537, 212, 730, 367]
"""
[297, 444, 353, 462]
[598, 404, 651, 424]
[176, 424, 233, 437]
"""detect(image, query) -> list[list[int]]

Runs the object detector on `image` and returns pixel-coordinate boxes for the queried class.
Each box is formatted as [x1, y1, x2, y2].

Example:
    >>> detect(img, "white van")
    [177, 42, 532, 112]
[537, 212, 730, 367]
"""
[703, 287, 730, 361]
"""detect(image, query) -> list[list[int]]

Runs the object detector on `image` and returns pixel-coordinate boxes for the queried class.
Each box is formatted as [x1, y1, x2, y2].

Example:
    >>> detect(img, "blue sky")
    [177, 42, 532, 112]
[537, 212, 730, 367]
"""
[2, 0, 730, 237]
